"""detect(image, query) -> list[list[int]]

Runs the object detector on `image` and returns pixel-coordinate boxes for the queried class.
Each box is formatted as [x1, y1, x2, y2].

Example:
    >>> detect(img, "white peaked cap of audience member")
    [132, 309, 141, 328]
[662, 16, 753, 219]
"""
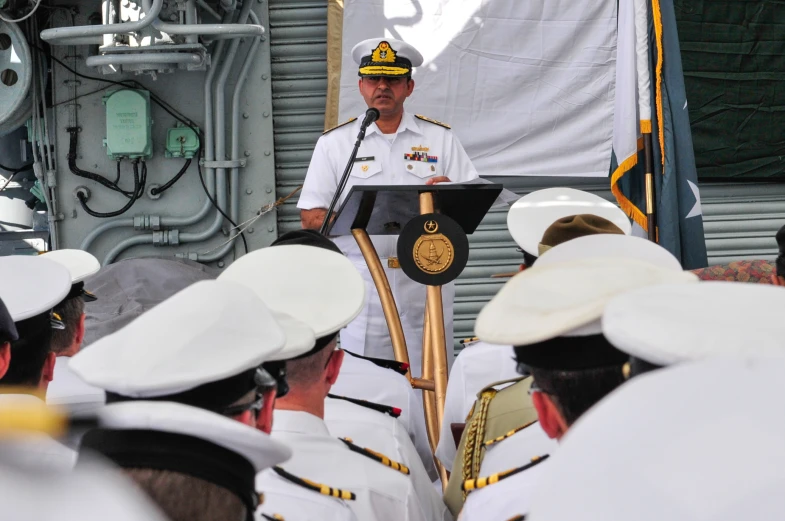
[0, 459, 172, 521]
[91, 400, 293, 473]
[0, 256, 71, 321]
[41, 249, 100, 283]
[507, 188, 632, 256]
[603, 281, 785, 366]
[70, 280, 288, 397]
[528, 357, 785, 521]
[475, 257, 698, 346]
[536, 234, 683, 271]
[218, 245, 365, 350]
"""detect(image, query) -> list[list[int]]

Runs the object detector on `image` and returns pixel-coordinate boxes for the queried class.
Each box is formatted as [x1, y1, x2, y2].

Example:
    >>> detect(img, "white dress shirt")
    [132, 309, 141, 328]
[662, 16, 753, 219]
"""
[479, 422, 558, 476]
[0, 394, 77, 471]
[267, 409, 436, 521]
[47, 356, 106, 414]
[256, 470, 358, 521]
[298, 111, 478, 377]
[324, 397, 450, 520]
[459, 457, 550, 521]
[333, 351, 434, 476]
[435, 342, 519, 471]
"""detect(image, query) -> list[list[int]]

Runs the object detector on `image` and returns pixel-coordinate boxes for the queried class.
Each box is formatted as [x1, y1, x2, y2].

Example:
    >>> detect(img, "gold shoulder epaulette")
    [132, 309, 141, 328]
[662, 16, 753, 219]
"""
[462, 454, 549, 493]
[415, 114, 451, 129]
[272, 466, 356, 500]
[476, 376, 527, 399]
[261, 514, 285, 521]
[323, 118, 357, 135]
[339, 438, 410, 475]
[484, 420, 538, 447]
[460, 336, 479, 345]
[505, 516, 526, 521]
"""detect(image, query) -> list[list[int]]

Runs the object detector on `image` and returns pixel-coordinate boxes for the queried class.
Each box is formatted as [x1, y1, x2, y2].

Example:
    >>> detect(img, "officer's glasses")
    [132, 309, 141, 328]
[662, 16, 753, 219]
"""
[363, 76, 407, 87]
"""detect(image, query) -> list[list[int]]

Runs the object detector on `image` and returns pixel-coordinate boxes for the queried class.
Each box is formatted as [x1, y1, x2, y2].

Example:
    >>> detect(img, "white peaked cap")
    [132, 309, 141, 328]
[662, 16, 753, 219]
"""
[351, 37, 424, 67]
[269, 310, 317, 362]
[97, 401, 292, 473]
[476, 257, 698, 346]
[0, 255, 71, 321]
[42, 249, 100, 283]
[537, 234, 682, 271]
[218, 244, 365, 344]
[528, 357, 785, 521]
[70, 280, 287, 397]
[603, 281, 785, 366]
[507, 188, 632, 256]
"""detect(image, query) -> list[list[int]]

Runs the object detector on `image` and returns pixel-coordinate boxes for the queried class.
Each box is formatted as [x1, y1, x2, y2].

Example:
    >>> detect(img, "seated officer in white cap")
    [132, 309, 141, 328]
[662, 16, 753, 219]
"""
[41, 250, 101, 414]
[70, 280, 296, 521]
[0, 255, 76, 470]
[48, 257, 217, 415]
[454, 254, 697, 521]
[527, 357, 785, 521]
[437, 187, 632, 473]
[219, 229, 450, 521]
[603, 280, 785, 378]
[298, 37, 479, 381]
[0, 297, 17, 379]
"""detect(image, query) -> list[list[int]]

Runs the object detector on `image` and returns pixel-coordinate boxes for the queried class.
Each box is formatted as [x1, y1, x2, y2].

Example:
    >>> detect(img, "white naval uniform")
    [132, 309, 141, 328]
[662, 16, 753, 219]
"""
[268, 410, 435, 521]
[332, 351, 433, 476]
[0, 394, 77, 471]
[298, 111, 479, 377]
[324, 397, 449, 519]
[47, 356, 106, 414]
[256, 470, 359, 521]
[479, 422, 558, 476]
[459, 458, 550, 521]
[435, 342, 519, 471]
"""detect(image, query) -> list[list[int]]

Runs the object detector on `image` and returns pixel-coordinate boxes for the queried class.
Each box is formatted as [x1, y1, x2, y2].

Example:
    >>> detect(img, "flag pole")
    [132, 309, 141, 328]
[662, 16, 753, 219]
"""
[635, 0, 657, 241]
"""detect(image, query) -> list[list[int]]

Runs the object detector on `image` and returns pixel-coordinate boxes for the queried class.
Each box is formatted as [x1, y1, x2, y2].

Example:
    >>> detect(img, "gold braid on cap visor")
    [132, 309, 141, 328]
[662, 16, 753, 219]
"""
[359, 65, 410, 76]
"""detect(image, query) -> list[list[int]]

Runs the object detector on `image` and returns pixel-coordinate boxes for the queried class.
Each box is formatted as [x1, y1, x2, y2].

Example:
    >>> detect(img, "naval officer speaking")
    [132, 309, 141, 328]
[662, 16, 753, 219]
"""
[298, 37, 479, 376]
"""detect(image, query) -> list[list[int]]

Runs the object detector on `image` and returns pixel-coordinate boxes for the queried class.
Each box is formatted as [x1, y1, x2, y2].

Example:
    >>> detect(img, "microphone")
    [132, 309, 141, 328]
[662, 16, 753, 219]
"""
[319, 107, 382, 235]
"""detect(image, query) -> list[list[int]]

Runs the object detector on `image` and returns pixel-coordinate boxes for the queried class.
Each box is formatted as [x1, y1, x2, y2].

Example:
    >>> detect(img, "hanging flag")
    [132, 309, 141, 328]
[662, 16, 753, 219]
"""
[611, 0, 708, 269]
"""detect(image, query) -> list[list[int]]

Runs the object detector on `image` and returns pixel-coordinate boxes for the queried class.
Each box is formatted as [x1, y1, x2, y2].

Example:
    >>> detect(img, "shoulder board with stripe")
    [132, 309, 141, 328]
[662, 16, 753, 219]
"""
[415, 114, 451, 129]
[261, 514, 286, 521]
[341, 349, 410, 376]
[462, 454, 549, 493]
[460, 336, 479, 346]
[327, 393, 402, 418]
[484, 420, 538, 447]
[272, 466, 356, 500]
[476, 376, 528, 398]
[505, 516, 526, 521]
[339, 438, 410, 475]
[323, 118, 357, 135]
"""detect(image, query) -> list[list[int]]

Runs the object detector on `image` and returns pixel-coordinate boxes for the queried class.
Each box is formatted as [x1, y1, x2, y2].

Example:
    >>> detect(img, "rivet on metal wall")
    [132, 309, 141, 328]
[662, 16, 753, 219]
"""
[248, 227, 255, 233]
[244, 150, 251, 157]
[261, 74, 268, 80]
[243, 112, 250, 119]
[217, 261, 225, 268]
[246, 189, 253, 195]
[263, 111, 269, 117]
[265, 188, 272, 194]
[264, 150, 271, 156]
[267, 226, 274, 232]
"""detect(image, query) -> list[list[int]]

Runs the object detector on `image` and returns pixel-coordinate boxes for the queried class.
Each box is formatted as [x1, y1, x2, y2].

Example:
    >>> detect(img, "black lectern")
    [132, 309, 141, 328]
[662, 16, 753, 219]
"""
[327, 183, 502, 480]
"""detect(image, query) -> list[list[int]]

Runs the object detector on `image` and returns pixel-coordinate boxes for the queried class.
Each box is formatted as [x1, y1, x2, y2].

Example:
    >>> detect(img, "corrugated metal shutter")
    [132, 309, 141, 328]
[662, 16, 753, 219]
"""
[269, 2, 785, 349]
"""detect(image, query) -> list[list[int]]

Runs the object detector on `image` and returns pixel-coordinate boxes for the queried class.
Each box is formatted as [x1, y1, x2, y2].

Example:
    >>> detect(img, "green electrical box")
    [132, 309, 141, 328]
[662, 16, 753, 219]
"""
[165, 124, 200, 159]
[103, 89, 153, 160]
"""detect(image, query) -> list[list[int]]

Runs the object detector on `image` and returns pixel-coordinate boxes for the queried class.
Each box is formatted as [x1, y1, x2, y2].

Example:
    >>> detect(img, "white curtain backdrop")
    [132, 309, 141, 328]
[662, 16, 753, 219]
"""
[338, 0, 619, 177]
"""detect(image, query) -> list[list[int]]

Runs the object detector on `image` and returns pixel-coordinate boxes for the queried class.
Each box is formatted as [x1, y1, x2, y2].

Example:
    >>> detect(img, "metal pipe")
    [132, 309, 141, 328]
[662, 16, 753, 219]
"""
[85, 52, 204, 68]
[40, 0, 163, 43]
[196, 0, 221, 20]
[184, 0, 198, 44]
[80, 219, 134, 250]
[140, 0, 263, 37]
[103, 235, 154, 265]
[196, 13, 261, 262]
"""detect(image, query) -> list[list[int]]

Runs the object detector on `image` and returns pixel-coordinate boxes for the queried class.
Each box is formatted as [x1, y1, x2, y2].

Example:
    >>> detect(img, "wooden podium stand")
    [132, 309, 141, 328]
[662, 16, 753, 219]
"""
[328, 184, 502, 482]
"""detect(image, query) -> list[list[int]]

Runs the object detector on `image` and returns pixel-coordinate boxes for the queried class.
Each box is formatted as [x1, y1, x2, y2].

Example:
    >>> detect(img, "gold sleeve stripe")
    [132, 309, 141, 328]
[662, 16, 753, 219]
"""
[462, 454, 550, 493]
[272, 466, 356, 500]
[339, 438, 410, 475]
[484, 420, 537, 447]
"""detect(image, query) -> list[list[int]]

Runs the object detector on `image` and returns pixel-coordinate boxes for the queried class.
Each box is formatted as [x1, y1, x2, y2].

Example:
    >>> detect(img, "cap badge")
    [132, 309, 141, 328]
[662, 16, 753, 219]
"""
[371, 41, 397, 63]
[424, 220, 439, 234]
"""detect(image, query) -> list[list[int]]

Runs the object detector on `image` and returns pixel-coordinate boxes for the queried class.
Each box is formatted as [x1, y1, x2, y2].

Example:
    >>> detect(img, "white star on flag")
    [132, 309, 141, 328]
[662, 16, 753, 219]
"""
[686, 180, 702, 219]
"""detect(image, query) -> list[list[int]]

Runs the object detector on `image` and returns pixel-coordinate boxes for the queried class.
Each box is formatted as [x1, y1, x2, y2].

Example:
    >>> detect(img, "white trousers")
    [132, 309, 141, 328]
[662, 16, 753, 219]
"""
[339, 257, 455, 378]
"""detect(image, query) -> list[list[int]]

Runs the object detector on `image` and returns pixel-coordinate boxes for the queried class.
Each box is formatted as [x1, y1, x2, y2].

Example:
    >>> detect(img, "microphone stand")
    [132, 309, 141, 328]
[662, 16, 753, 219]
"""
[319, 111, 378, 235]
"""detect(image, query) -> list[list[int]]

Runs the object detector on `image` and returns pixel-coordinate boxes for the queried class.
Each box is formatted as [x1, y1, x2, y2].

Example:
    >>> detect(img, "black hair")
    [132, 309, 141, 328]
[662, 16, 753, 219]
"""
[527, 364, 625, 426]
[1, 313, 52, 386]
